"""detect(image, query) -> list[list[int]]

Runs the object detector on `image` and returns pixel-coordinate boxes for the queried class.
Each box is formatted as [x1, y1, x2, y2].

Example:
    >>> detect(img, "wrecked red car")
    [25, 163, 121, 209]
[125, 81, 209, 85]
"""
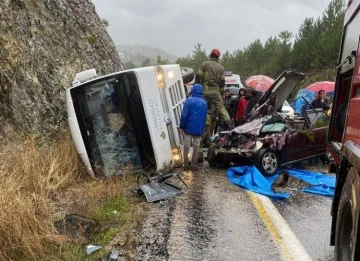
[207, 70, 330, 175]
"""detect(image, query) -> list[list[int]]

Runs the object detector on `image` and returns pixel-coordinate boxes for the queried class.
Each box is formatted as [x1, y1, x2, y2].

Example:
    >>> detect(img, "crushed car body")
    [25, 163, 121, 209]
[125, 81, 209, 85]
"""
[208, 70, 330, 175]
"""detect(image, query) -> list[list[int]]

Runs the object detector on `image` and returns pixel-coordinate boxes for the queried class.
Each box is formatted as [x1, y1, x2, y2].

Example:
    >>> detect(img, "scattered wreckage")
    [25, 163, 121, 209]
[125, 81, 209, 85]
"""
[135, 172, 187, 202]
[67, 66, 196, 202]
[208, 70, 330, 176]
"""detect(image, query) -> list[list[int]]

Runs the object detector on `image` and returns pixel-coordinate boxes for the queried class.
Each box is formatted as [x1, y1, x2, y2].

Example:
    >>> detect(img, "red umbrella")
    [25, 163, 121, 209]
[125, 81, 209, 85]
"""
[306, 81, 335, 93]
[245, 75, 275, 92]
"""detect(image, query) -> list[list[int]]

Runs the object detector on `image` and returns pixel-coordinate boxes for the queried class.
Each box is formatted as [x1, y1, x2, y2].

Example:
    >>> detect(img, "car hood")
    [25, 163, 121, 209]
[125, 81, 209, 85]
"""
[256, 70, 305, 113]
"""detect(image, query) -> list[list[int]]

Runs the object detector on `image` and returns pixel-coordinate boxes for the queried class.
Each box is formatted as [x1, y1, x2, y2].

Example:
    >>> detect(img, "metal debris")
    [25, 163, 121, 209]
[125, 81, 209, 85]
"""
[137, 172, 187, 202]
[86, 244, 102, 255]
[107, 250, 121, 260]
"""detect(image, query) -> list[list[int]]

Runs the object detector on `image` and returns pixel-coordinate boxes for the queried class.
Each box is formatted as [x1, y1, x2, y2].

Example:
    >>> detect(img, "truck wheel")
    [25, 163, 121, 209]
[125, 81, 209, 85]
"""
[335, 167, 360, 260]
[256, 149, 279, 176]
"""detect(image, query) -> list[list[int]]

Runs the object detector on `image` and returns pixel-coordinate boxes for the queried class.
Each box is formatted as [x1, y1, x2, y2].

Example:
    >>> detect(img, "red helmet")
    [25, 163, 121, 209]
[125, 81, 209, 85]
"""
[210, 48, 220, 57]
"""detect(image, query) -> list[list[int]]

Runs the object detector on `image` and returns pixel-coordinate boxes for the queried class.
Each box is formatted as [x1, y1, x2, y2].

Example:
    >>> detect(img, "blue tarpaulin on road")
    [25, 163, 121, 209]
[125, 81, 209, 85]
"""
[227, 166, 335, 199]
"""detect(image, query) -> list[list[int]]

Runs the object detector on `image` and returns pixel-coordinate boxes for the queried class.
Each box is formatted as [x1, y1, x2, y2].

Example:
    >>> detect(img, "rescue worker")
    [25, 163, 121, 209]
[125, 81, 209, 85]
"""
[198, 109, 212, 163]
[202, 102, 215, 149]
[208, 103, 217, 138]
[195, 48, 232, 129]
[311, 90, 330, 111]
[179, 84, 208, 172]
[217, 88, 233, 133]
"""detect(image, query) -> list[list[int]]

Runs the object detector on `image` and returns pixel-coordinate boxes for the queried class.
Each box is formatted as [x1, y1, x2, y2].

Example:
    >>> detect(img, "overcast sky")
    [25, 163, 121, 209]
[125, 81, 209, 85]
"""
[92, 0, 332, 57]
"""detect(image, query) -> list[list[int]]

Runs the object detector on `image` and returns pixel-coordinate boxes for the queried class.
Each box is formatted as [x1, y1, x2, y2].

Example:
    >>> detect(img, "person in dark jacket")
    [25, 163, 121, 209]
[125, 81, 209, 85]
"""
[223, 88, 233, 112]
[245, 89, 262, 116]
[238, 88, 246, 99]
[311, 90, 330, 111]
[180, 84, 208, 171]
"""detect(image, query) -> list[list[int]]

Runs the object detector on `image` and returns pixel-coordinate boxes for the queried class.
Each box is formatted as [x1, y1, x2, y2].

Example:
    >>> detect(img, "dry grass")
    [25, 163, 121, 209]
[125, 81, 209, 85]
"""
[0, 131, 142, 261]
[0, 131, 85, 260]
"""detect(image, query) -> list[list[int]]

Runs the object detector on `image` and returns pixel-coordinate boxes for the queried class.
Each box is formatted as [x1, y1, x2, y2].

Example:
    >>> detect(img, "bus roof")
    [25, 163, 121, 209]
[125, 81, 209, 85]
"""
[345, 0, 360, 25]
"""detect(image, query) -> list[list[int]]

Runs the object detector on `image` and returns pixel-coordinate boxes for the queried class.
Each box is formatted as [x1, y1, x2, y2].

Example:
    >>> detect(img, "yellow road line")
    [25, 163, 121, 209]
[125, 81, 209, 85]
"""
[247, 191, 293, 261]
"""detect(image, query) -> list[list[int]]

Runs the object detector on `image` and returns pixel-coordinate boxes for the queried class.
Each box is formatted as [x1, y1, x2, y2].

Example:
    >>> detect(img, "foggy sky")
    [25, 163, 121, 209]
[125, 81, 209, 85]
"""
[92, 0, 332, 57]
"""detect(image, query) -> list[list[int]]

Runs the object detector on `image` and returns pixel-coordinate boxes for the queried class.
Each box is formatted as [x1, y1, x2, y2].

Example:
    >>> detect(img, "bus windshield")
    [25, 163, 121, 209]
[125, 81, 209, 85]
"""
[71, 72, 155, 176]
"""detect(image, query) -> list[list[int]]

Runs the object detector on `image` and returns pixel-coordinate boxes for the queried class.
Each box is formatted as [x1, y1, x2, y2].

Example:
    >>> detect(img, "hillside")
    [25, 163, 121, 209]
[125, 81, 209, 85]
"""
[0, 0, 123, 135]
[116, 44, 178, 65]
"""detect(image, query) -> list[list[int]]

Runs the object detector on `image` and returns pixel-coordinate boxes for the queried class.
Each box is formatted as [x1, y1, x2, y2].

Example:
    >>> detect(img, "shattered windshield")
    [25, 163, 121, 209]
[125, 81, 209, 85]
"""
[83, 78, 142, 175]
[71, 71, 156, 177]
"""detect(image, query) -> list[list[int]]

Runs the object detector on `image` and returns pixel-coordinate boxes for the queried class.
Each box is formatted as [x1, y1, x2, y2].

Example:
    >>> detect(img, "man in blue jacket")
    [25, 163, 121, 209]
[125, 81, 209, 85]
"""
[180, 84, 208, 171]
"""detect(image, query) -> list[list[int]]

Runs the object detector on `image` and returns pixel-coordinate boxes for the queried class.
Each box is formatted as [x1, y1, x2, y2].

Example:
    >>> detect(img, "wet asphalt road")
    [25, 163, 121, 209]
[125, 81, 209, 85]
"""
[135, 165, 335, 261]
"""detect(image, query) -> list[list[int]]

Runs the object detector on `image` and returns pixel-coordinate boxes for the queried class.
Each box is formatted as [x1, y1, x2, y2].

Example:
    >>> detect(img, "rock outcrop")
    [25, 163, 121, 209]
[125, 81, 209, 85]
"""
[0, 0, 123, 135]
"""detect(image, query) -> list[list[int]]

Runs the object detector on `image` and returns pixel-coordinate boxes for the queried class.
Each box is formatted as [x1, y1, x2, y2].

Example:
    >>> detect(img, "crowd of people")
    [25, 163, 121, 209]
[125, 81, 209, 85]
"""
[179, 48, 332, 171]
[179, 48, 262, 171]
[215, 87, 262, 132]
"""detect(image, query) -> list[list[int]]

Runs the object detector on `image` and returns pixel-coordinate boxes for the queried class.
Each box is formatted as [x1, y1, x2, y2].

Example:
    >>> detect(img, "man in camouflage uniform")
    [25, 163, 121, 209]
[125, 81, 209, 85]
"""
[195, 48, 232, 128]
[197, 111, 212, 163]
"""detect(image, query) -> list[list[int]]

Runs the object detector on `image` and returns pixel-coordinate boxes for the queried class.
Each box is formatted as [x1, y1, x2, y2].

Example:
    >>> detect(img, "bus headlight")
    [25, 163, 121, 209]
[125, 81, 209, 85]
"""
[155, 66, 166, 88]
[168, 70, 174, 79]
[172, 148, 182, 165]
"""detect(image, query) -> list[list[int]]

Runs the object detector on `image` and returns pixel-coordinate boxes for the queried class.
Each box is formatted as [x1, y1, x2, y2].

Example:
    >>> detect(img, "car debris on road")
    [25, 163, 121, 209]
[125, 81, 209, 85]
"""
[207, 70, 331, 175]
[135, 172, 188, 203]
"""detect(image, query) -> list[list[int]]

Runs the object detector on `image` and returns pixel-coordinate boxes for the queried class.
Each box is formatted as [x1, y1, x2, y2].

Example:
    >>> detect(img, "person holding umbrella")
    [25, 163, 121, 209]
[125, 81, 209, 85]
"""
[311, 90, 330, 111]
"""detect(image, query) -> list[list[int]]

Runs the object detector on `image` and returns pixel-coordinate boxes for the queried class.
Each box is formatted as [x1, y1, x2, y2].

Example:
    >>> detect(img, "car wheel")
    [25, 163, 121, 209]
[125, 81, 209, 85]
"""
[335, 167, 360, 260]
[257, 149, 279, 176]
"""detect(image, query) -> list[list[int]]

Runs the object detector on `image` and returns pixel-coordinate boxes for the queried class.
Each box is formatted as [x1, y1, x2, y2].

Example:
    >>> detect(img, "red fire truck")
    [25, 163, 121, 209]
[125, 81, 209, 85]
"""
[327, 0, 360, 259]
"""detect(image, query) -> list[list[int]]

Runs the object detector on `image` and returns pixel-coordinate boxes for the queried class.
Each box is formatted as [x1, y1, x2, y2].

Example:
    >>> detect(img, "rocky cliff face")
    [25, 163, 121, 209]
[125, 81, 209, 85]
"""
[0, 0, 123, 135]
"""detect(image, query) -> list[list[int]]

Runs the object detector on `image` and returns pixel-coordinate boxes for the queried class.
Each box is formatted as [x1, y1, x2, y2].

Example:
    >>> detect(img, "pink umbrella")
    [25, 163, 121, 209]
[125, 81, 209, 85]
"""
[306, 81, 335, 93]
[245, 75, 275, 92]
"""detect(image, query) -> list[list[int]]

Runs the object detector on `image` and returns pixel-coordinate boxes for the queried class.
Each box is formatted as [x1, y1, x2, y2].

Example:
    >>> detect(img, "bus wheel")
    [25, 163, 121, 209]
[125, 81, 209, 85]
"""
[335, 167, 360, 260]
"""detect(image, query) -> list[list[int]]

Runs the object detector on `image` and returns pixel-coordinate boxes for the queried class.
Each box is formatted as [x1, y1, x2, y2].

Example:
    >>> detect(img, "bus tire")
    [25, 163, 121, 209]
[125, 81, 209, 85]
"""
[181, 67, 195, 84]
[335, 167, 360, 260]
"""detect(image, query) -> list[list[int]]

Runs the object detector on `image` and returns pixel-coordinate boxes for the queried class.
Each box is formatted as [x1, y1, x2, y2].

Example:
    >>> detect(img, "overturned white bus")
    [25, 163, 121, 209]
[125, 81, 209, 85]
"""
[66, 65, 192, 177]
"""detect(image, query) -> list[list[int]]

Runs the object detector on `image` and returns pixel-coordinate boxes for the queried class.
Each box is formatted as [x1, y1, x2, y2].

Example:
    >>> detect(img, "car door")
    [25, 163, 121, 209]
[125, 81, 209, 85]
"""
[304, 108, 329, 155]
[284, 109, 328, 163]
